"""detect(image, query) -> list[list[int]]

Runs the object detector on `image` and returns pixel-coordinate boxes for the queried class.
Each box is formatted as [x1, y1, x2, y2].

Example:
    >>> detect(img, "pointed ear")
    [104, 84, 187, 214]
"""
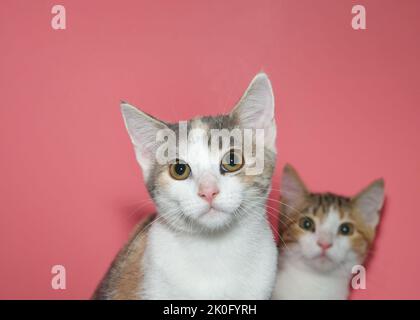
[120, 102, 168, 180]
[230, 73, 276, 152]
[281, 164, 309, 212]
[352, 179, 385, 229]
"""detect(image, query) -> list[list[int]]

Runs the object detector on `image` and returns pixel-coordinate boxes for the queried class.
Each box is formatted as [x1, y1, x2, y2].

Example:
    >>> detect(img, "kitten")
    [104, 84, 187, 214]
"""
[93, 73, 278, 299]
[272, 164, 385, 300]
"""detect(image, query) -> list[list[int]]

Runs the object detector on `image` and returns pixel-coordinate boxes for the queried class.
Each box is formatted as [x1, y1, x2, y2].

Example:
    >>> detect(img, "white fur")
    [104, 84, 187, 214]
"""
[142, 212, 277, 299]
[272, 257, 352, 300]
[272, 209, 362, 300]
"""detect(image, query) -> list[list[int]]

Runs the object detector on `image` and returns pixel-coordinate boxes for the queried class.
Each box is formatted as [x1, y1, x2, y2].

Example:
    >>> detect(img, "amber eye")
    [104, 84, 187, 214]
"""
[220, 149, 244, 174]
[169, 159, 191, 180]
[338, 223, 354, 236]
[299, 216, 315, 232]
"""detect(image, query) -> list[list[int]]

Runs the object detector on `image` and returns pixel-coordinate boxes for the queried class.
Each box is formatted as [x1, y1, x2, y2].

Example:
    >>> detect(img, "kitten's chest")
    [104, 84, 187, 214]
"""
[272, 261, 350, 300]
[142, 222, 277, 299]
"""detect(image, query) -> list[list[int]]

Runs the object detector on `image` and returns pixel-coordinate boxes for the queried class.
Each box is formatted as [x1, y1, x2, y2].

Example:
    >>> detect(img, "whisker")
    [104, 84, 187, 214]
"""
[241, 198, 297, 225]
[126, 199, 154, 219]
[246, 194, 303, 216]
[236, 201, 291, 253]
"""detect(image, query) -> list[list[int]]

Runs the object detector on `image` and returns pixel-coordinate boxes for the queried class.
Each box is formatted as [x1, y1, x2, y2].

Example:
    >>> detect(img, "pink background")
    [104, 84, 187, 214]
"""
[0, 0, 419, 299]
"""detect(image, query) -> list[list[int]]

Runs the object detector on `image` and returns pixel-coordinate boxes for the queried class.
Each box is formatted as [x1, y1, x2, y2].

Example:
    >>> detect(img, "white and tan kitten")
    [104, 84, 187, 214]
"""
[272, 164, 385, 300]
[94, 73, 278, 299]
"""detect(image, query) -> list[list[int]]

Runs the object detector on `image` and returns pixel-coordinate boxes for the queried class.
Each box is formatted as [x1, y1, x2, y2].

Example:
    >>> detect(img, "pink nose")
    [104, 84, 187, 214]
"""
[317, 240, 332, 251]
[198, 185, 219, 203]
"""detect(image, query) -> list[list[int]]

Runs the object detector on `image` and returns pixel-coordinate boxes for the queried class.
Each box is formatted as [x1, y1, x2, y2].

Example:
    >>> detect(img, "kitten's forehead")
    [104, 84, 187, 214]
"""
[319, 207, 341, 231]
[196, 114, 237, 131]
[166, 114, 238, 143]
[306, 193, 351, 219]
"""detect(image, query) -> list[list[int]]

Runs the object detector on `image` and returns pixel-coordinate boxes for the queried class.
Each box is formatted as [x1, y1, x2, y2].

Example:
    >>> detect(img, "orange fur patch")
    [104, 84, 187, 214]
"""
[92, 214, 156, 300]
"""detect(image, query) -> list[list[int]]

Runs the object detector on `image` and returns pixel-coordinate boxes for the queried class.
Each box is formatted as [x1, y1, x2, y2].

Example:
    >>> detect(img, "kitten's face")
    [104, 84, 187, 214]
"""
[283, 196, 371, 272]
[150, 117, 275, 231]
[280, 165, 384, 273]
[121, 73, 277, 232]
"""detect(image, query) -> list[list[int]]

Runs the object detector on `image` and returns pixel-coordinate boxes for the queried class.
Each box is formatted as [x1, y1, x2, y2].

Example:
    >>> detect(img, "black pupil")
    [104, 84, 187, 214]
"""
[229, 153, 236, 166]
[304, 219, 311, 229]
[341, 225, 349, 233]
[175, 163, 186, 176]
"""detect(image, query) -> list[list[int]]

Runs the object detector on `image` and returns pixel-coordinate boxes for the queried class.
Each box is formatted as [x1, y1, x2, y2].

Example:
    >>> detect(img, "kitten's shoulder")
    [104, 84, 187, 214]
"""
[92, 213, 156, 300]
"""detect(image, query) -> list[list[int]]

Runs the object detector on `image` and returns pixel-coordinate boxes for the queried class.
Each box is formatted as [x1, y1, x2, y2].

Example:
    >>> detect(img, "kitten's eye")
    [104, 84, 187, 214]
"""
[169, 159, 191, 180]
[220, 149, 244, 174]
[299, 217, 315, 232]
[338, 223, 354, 236]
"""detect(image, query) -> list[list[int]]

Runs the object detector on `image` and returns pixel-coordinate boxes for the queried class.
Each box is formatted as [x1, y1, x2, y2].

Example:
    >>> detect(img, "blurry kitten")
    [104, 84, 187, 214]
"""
[94, 73, 278, 299]
[272, 164, 384, 300]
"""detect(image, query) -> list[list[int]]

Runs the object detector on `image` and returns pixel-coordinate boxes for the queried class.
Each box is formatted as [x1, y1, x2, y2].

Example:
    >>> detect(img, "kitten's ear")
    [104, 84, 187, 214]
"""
[281, 164, 309, 211]
[121, 102, 168, 180]
[230, 73, 276, 152]
[352, 179, 385, 229]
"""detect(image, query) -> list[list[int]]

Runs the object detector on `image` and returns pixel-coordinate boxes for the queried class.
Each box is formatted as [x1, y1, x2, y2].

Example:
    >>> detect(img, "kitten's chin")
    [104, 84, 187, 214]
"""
[196, 208, 235, 231]
[307, 254, 345, 273]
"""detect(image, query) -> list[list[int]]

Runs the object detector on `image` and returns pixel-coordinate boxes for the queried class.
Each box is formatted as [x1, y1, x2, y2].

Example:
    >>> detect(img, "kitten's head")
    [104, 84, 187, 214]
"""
[280, 164, 384, 273]
[121, 73, 276, 233]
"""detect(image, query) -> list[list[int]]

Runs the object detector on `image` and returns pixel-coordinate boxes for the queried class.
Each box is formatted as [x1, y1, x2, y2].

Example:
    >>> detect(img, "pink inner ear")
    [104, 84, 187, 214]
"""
[353, 181, 384, 228]
[232, 73, 274, 129]
[281, 172, 306, 207]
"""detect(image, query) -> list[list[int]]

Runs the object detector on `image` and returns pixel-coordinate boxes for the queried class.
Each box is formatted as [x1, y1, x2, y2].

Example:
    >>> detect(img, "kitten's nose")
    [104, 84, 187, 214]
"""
[198, 185, 219, 203]
[317, 240, 332, 251]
